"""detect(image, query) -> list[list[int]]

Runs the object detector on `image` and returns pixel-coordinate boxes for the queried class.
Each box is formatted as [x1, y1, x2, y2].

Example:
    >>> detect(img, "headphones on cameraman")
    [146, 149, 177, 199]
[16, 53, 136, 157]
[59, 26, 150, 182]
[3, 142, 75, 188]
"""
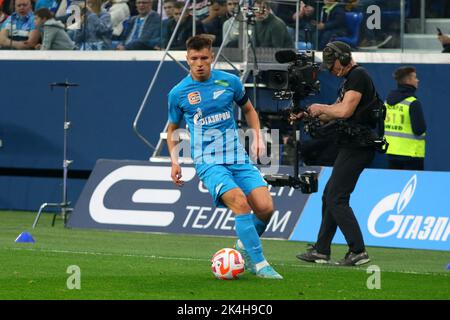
[325, 42, 352, 67]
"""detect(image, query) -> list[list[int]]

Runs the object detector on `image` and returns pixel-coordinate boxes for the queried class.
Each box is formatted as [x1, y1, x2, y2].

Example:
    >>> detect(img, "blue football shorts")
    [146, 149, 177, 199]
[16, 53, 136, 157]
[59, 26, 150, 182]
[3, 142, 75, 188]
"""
[197, 163, 268, 207]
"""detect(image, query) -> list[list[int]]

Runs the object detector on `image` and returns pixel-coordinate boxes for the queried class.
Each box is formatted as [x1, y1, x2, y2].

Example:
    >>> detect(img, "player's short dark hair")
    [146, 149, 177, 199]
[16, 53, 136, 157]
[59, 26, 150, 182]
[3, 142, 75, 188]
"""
[186, 35, 213, 51]
[393, 66, 416, 84]
[35, 7, 53, 20]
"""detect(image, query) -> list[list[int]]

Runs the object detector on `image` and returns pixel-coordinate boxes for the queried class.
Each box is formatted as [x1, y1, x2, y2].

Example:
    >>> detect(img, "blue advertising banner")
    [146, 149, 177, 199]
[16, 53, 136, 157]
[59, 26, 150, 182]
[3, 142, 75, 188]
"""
[68, 159, 315, 239]
[290, 168, 450, 251]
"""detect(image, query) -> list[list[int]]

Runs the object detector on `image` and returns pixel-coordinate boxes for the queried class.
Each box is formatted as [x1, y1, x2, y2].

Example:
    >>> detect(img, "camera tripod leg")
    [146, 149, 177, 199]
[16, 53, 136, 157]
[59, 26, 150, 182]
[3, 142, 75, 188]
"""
[32, 202, 60, 229]
[63, 207, 73, 226]
[52, 211, 57, 227]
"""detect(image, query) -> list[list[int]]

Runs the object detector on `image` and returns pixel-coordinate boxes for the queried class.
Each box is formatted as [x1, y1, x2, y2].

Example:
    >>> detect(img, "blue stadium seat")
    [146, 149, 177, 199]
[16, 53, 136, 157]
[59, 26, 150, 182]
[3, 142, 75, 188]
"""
[334, 12, 364, 48]
[381, 0, 411, 20]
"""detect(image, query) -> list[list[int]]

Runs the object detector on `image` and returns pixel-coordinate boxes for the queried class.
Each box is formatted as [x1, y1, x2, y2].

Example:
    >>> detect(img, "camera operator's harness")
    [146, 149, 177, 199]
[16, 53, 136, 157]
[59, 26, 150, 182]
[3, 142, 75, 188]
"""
[302, 94, 389, 154]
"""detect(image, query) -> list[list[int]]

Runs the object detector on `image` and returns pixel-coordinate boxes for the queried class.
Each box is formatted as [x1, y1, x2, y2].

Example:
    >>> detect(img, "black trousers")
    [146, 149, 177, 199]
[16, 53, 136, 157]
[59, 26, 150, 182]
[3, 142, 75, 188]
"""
[315, 147, 375, 255]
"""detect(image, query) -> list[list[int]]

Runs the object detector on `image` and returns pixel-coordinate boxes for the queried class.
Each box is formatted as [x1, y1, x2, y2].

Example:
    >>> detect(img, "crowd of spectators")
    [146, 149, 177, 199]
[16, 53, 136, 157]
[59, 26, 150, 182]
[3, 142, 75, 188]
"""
[0, 0, 448, 50]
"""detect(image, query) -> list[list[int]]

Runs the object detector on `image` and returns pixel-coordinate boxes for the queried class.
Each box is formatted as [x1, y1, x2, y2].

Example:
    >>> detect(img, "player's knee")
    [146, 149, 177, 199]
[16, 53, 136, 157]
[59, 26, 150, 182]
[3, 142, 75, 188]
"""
[259, 202, 274, 216]
[231, 194, 251, 213]
[253, 199, 274, 219]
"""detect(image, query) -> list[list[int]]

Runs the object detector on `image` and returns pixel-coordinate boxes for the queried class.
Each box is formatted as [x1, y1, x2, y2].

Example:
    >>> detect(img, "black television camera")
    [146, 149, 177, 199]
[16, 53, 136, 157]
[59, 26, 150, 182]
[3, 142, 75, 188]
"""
[271, 50, 321, 105]
[263, 49, 321, 194]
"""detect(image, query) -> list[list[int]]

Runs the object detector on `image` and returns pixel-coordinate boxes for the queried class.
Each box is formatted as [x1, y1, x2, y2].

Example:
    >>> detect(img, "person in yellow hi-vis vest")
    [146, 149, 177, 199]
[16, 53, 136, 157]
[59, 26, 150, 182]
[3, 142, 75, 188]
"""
[385, 66, 427, 170]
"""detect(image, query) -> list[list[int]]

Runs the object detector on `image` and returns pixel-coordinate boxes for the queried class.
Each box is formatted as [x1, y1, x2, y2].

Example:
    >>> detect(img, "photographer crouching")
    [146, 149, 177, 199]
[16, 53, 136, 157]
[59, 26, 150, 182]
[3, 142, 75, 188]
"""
[292, 41, 384, 266]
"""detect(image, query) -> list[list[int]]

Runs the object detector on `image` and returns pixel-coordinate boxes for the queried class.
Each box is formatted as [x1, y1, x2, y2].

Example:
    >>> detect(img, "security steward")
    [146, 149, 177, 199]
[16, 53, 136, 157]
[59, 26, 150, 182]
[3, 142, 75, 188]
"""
[292, 41, 383, 266]
[385, 66, 426, 170]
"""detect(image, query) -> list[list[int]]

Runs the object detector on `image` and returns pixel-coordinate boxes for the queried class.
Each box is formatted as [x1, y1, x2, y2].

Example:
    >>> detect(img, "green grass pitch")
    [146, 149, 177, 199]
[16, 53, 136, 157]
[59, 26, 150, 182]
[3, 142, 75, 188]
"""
[0, 211, 449, 300]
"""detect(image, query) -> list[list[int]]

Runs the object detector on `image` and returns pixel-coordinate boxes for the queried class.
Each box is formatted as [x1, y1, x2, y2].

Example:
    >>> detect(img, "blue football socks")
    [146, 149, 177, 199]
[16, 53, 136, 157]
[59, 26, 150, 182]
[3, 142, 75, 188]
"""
[252, 214, 267, 236]
[235, 213, 265, 265]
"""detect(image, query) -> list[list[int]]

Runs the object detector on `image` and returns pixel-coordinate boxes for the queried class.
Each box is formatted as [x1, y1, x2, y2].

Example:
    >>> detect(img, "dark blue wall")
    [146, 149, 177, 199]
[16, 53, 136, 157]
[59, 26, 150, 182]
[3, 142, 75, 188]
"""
[0, 60, 187, 170]
[1, 59, 449, 211]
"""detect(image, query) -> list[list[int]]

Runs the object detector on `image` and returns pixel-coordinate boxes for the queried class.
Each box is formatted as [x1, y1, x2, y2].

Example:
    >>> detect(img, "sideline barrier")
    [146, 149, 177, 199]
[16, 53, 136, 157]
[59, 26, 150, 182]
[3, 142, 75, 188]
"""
[69, 160, 450, 251]
[68, 159, 316, 239]
[291, 168, 450, 251]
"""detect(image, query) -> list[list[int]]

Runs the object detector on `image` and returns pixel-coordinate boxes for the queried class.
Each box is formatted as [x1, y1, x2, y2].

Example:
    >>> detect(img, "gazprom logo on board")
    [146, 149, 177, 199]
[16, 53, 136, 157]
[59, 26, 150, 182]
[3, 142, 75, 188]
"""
[368, 175, 449, 242]
[289, 169, 449, 251]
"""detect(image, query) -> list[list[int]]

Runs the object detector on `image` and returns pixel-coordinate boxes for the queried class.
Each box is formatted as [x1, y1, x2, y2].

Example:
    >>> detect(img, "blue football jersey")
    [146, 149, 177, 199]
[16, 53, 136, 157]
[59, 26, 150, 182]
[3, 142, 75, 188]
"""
[168, 70, 250, 173]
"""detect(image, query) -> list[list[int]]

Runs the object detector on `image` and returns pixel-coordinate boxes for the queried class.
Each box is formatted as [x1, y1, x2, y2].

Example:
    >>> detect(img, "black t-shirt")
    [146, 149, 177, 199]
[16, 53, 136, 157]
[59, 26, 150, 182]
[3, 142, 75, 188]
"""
[337, 65, 377, 127]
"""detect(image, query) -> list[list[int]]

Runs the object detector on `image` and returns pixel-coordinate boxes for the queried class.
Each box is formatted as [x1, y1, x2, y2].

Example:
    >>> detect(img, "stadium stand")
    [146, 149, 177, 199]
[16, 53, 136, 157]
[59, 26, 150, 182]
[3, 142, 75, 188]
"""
[334, 11, 363, 48]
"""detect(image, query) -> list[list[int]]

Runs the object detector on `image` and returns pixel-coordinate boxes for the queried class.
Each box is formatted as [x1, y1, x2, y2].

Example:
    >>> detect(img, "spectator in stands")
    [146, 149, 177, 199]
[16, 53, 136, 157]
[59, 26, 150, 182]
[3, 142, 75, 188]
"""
[72, 0, 112, 50]
[202, 0, 228, 47]
[34, 7, 75, 49]
[222, 0, 240, 47]
[102, 0, 130, 41]
[34, 0, 59, 13]
[0, 0, 39, 49]
[253, 0, 294, 48]
[0, 0, 9, 24]
[311, 0, 346, 50]
[438, 33, 450, 53]
[274, 0, 315, 45]
[384, 66, 426, 170]
[190, 0, 209, 22]
[160, 0, 176, 48]
[342, 0, 359, 12]
[116, 0, 160, 50]
[162, 1, 204, 50]
[225, 0, 237, 19]
[2, 0, 15, 15]
[162, 0, 175, 19]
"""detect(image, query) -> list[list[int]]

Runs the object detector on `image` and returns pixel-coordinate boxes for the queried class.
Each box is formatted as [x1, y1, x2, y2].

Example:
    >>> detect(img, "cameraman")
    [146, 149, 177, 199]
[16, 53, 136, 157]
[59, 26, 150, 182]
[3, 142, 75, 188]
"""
[294, 41, 378, 266]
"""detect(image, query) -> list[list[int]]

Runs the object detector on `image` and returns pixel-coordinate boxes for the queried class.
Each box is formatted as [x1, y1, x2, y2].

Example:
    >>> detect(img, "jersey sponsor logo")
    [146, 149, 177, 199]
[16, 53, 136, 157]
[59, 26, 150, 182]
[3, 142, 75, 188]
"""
[193, 108, 203, 125]
[213, 89, 226, 100]
[188, 91, 202, 105]
[367, 175, 449, 241]
[194, 111, 231, 126]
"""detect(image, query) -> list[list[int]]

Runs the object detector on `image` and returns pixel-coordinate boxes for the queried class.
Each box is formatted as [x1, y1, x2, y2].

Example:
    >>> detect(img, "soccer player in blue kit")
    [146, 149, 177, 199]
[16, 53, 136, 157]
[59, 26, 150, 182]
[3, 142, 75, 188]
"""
[166, 35, 283, 279]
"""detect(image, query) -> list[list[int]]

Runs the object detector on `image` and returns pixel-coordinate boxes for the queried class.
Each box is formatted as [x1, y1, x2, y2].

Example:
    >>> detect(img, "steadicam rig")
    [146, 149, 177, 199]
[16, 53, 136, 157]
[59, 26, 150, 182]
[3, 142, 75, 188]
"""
[263, 49, 321, 194]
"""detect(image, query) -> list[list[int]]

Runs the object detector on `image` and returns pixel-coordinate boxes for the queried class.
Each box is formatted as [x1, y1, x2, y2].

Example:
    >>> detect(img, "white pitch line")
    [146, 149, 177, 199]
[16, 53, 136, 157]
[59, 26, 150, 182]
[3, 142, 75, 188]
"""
[6, 247, 205, 262]
[5, 247, 448, 277]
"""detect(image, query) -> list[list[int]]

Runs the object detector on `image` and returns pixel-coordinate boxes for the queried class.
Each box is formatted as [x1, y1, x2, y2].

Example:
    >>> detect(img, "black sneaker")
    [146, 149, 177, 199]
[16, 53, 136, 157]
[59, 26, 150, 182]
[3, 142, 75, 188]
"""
[296, 245, 330, 264]
[335, 251, 370, 266]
